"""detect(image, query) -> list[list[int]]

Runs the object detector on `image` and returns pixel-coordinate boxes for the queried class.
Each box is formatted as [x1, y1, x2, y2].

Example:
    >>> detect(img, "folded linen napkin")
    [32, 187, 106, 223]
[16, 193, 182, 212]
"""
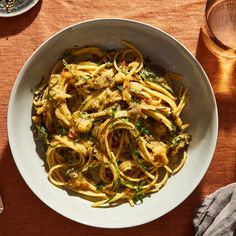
[193, 183, 236, 236]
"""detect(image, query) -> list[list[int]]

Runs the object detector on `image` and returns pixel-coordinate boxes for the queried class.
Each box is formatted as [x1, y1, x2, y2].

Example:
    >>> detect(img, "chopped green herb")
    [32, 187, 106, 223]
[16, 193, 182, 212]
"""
[36, 125, 48, 144]
[135, 120, 142, 130]
[93, 118, 103, 125]
[132, 149, 148, 170]
[81, 75, 92, 81]
[140, 126, 151, 136]
[131, 94, 139, 103]
[132, 148, 140, 157]
[111, 108, 117, 118]
[136, 180, 146, 191]
[121, 118, 129, 123]
[135, 120, 151, 136]
[132, 192, 146, 203]
[132, 180, 146, 203]
[171, 123, 177, 133]
[140, 67, 157, 82]
[120, 179, 132, 188]
[57, 128, 68, 136]
[96, 181, 105, 190]
[130, 87, 138, 93]
[140, 67, 173, 94]
[116, 84, 123, 90]
[79, 112, 89, 119]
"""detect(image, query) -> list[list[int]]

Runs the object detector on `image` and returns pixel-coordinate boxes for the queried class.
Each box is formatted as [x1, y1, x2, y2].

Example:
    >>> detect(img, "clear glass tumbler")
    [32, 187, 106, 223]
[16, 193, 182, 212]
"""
[203, 0, 236, 58]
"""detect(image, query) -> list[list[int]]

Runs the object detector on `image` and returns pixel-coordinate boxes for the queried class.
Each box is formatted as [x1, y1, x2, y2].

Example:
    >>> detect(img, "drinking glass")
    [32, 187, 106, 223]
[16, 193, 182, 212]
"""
[203, 0, 236, 58]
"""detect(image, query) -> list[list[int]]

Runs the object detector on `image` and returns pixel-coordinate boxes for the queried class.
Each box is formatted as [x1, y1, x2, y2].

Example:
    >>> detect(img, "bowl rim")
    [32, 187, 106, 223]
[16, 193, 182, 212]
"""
[7, 18, 219, 228]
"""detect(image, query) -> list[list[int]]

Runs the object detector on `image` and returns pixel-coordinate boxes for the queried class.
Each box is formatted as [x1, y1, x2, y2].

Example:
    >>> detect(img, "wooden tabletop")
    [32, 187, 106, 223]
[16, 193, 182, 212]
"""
[0, 1, 235, 235]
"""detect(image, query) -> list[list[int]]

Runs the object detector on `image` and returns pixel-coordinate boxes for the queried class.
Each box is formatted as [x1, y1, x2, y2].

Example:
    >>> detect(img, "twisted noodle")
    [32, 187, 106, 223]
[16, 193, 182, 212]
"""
[32, 40, 191, 207]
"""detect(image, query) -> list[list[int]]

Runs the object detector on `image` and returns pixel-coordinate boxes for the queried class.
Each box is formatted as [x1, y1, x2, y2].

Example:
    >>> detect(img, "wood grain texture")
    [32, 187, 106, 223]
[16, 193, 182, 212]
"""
[0, 0, 235, 235]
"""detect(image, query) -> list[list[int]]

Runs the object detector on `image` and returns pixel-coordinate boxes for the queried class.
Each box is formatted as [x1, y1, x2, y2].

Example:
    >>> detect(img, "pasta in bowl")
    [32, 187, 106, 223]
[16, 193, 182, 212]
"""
[8, 19, 218, 228]
[32, 41, 191, 207]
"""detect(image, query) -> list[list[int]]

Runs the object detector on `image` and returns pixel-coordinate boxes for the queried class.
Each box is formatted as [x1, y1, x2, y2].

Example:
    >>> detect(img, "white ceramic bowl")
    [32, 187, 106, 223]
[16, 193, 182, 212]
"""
[7, 19, 218, 228]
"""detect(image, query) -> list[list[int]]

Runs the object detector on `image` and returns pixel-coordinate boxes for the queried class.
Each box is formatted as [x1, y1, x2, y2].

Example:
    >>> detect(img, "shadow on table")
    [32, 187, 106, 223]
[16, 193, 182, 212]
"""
[195, 28, 236, 178]
[196, 27, 236, 134]
[0, 0, 42, 38]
